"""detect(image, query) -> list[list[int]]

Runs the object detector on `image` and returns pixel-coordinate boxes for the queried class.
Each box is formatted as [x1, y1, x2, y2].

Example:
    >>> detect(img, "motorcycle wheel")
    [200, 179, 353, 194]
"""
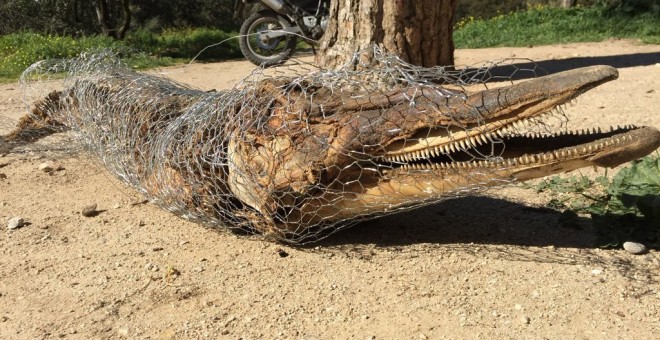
[239, 11, 298, 67]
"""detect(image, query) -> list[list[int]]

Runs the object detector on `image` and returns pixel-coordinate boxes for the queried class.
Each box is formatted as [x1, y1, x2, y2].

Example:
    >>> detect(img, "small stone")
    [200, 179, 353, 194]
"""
[0, 173, 6, 180]
[81, 204, 98, 217]
[521, 315, 531, 324]
[7, 217, 25, 230]
[179, 240, 189, 246]
[117, 326, 129, 336]
[38, 162, 55, 172]
[276, 248, 289, 258]
[623, 241, 647, 255]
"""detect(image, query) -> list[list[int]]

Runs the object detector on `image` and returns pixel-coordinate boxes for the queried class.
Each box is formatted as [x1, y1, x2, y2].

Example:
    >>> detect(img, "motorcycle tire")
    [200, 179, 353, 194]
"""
[239, 11, 298, 67]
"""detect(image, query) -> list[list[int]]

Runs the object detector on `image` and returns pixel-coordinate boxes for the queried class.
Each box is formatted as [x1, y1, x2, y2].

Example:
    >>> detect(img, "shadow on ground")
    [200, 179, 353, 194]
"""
[316, 195, 593, 248]
[308, 196, 658, 283]
[482, 52, 660, 81]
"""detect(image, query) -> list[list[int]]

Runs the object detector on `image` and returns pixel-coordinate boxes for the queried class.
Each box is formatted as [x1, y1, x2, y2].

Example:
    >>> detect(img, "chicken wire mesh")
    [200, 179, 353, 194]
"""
[3, 49, 567, 243]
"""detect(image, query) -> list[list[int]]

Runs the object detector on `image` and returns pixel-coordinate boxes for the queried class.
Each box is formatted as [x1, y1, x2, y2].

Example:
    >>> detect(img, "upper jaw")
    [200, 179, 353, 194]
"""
[380, 65, 619, 160]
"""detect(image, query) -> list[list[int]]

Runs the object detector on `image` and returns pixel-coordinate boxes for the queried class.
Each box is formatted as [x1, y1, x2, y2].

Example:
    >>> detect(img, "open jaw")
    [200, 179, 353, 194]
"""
[296, 66, 660, 224]
[300, 127, 660, 230]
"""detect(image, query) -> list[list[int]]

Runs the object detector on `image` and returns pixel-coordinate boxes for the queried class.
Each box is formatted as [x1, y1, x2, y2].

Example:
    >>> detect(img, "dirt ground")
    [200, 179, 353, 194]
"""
[1, 39, 659, 339]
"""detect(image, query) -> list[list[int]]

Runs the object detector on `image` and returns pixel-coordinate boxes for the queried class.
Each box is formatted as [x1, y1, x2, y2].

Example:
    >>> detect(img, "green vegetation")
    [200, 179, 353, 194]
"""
[0, 29, 241, 82]
[454, 4, 660, 48]
[1, 2, 658, 81]
[529, 154, 660, 249]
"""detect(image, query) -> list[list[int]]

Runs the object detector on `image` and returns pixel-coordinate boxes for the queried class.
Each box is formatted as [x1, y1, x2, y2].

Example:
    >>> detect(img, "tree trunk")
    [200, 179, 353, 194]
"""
[94, 0, 132, 39]
[315, 0, 457, 69]
[560, 0, 577, 8]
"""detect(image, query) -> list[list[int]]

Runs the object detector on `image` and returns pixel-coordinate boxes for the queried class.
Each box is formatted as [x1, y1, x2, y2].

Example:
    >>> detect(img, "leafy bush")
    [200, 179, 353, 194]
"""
[532, 155, 660, 248]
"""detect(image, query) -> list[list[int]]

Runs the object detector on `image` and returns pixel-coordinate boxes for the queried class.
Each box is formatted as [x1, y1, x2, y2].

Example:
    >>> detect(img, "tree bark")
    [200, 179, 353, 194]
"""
[315, 0, 457, 69]
[94, 0, 132, 39]
[560, 0, 577, 8]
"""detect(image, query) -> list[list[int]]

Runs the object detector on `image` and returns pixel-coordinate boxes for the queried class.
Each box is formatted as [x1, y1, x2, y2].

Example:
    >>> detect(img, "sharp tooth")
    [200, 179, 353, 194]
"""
[480, 134, 488, 143]
[449, 144, 457, 153]
[459, 140, 467, 150]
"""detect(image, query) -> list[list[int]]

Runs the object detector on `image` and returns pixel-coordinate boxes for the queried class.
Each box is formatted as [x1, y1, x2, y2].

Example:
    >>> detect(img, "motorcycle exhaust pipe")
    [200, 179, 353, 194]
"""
[260, 0, 289, 15]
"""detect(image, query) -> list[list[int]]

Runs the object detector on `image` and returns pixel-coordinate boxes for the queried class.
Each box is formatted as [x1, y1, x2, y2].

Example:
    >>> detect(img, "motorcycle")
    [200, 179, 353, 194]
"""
[234, 0, 330, 67]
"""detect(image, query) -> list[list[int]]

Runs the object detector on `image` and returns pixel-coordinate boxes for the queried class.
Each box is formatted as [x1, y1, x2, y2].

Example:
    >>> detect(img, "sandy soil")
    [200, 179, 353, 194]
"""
[1, 39, 659, 339]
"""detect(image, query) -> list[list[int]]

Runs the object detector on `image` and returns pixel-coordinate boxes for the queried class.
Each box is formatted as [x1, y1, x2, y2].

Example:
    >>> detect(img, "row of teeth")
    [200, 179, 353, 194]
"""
[397, 134, 634, 171]
[384, 110, 564, 163]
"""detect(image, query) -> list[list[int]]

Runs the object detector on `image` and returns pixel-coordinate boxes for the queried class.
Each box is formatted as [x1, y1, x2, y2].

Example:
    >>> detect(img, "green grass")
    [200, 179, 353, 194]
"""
[529, 154, 660, 249]
[127, 28, 242, 60]
[1, 5, 658, 81]
[454, 5, 660, 48]
[0, 28, 242, 82]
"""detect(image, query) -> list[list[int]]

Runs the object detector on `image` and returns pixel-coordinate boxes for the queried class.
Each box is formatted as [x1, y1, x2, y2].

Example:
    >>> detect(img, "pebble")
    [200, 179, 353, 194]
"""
[521, 315, 531, 324]
[7, 217, 25, 230]
[81, 204, 98, 217]
[0, 173, 6, 180]
[38, 162, 58, 173]
[623, 241, 647, 255]
[117, 326, 129, 336]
